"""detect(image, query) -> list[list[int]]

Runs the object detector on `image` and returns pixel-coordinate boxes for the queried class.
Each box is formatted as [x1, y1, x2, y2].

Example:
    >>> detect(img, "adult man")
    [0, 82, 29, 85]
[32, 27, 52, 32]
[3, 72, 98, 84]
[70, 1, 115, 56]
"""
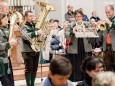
[65, 5, 75, 23]
[103, 5, 115, 71]
[21, 10, 43, 86]
[0, 1, 9, 14]
[43, 57, 73, 86]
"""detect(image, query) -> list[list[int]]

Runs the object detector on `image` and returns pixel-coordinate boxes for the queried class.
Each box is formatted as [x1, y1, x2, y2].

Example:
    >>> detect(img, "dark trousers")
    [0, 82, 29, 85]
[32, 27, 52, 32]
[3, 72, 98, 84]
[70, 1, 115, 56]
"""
[22, 52, 39, 74]
[8, 57, 14, 86]
[103, 44, 115, 71]
[0, 63, 14, 86]
[0, 57, 14, 86]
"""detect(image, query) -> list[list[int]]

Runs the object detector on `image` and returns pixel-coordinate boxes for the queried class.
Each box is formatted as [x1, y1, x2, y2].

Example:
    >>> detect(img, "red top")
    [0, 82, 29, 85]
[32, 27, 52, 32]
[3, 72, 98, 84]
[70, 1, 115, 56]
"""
[106, 33, 111, 44]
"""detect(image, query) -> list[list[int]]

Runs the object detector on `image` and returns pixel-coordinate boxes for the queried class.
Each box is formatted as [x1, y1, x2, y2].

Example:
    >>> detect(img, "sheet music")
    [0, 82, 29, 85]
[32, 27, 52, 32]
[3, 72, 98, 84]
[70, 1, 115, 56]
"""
[74, 28, 99, 38]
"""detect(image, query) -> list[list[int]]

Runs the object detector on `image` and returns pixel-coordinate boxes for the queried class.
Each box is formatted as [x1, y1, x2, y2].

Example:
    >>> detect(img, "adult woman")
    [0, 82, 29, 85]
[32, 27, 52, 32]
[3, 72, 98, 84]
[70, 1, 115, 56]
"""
[77, 56, 104, 86]
[65, 10, 92, 81]
[0, 12, 17, 86]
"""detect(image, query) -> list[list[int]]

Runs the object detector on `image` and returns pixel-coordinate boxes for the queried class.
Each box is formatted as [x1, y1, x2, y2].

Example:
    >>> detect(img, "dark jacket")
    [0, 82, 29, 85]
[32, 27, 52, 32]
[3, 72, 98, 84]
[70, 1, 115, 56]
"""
[83, 14, 89, 21]
[21, 22, 38, 52]
[88, 30, 103, 49]
[77, 74, 92, 86]
[90, 16, 100, 22]
[65, 11, 74, 23]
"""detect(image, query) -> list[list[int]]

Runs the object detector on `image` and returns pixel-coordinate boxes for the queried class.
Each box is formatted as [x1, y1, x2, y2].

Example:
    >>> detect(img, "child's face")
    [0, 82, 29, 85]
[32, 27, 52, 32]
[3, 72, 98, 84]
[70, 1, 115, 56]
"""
[49, 74, 69, 86]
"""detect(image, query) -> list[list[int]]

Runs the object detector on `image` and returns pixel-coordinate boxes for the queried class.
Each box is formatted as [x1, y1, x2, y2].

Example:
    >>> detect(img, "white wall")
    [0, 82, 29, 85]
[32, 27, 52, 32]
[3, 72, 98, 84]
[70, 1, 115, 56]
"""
[34, 0, 94, 26]
[94, 0, 115, 19]
[66, 0, 94, 19]
[34, 0, 115, 26]
[47, 0, 66, 26]
[5, 0, 115, 23]
[35, 0, 66, 27]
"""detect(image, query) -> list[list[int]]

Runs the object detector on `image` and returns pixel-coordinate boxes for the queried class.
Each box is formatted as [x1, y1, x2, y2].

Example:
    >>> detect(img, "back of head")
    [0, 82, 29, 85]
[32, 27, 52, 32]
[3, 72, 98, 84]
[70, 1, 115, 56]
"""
[50, 57, 72, 76]
[92, 72, 115, 86]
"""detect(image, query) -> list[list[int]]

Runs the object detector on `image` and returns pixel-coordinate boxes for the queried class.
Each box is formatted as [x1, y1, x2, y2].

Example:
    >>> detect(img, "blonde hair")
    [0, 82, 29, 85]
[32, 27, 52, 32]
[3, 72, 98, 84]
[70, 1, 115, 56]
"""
[92, 72, 115, 86]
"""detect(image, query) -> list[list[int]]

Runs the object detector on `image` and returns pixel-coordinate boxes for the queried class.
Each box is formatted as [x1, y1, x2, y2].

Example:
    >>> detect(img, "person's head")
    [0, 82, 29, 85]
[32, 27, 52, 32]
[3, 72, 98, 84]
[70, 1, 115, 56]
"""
[92, 11, 97, 17]
[49, 19, 54, 23]
[105, 5, 114, 19]
[90, 18, 97, 29]
[67, 4, 73, 12]
[49, 57, 72, 86]
[49, 19, 54, 28]
[79, 8, 83, 12]
[0, 2, 9, 14]
[0, 12, 8, 27]
[32, 16, 37, 24]
[63, 21, 69, 30]
[74, 9, 83, 22]
[24, 10, 33, 23]
[90, 18, 96, 24]
[52, 19, 60, 29]
[81, 56, 104, 78]
[92, 72, 115, 86]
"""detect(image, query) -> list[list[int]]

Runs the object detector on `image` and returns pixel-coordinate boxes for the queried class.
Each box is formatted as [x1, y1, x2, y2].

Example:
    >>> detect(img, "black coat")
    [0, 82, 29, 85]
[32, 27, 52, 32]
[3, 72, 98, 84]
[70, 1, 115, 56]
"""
[90, 16, 100, 22]
[76, 74, 92, 86]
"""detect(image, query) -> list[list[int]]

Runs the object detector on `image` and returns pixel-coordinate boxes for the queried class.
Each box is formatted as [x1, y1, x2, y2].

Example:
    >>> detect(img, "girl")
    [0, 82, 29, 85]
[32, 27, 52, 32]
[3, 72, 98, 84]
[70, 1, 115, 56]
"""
[77, 56, 104, 86]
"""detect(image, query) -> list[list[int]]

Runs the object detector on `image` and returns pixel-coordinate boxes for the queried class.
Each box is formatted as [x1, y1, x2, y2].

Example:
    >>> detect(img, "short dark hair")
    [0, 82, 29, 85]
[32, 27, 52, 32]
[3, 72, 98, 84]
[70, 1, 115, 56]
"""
[24, 10, 33, 17]
[50, 57, 72, 76]
[74, 9, 83, 17]
[53, 19, 59, 23]
[81, 56, 104, 72]
[49, 19, 54, 23]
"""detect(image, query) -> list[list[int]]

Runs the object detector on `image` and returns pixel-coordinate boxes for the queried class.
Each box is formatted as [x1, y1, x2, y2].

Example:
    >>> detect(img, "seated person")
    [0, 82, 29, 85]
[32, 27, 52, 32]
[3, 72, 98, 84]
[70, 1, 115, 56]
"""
[65, 4, 75, 23]
[79, 8, 89, 21]
[92, 71, 115, 86]
[43, 57, 73, 86]
[77, 56, 104, 86]
[90, 11, 100, 22]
